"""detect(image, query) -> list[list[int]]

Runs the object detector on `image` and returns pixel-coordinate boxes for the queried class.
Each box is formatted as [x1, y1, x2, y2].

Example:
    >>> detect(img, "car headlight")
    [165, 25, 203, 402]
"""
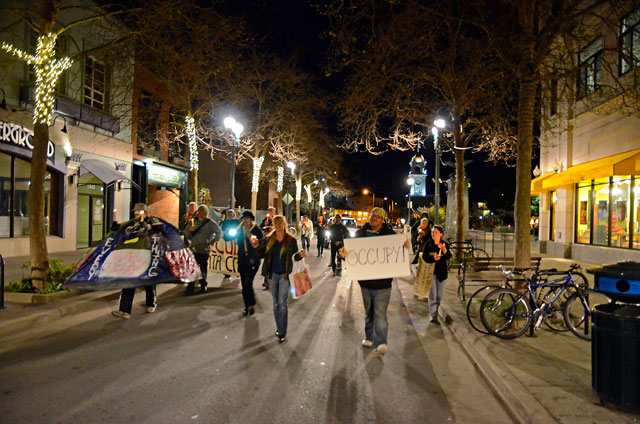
[349, 229, 356, 237]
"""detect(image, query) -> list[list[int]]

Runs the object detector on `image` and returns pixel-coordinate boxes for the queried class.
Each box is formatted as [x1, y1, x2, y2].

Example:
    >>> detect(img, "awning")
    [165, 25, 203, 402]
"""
[79, 159, 140, 190]
[530, 172, 556, 195]
[540, 148, 640, 191]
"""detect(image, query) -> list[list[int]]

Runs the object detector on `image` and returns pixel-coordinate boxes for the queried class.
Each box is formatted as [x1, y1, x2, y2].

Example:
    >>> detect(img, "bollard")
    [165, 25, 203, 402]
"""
[0, 254, 4, 309]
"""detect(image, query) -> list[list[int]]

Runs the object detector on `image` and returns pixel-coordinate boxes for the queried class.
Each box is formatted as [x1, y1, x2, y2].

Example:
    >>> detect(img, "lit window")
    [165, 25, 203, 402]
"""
[577, 38, 603, 99]
[620, 9, 640, 75]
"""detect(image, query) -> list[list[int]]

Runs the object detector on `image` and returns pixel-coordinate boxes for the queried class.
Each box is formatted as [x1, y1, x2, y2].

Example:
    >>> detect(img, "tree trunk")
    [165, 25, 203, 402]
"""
[251, 191, 258, 216]
[514, 75, 536, 268]
[454, 147, 465, 249]
[277, 193, 283, 215]
[188, 170, 198, 203]
[295, 200, 301, 229]
[29, 122, 50, 290]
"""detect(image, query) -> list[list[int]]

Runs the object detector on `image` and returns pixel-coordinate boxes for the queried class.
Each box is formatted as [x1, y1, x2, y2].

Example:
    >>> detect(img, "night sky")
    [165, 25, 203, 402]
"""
[230, 0, 516, 205]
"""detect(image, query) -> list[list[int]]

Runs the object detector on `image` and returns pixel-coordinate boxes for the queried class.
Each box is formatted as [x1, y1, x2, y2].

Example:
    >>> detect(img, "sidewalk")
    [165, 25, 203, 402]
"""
[396, 255, 640, 424]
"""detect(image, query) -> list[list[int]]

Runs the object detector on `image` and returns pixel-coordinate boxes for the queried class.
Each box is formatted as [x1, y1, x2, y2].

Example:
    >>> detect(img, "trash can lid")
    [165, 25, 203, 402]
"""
[587, 261, 640, 280]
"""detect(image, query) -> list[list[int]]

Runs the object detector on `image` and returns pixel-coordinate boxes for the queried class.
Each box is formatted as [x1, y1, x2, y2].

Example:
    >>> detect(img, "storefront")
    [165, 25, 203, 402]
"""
[532, 148, 640, 262]
[132, 160, 187, 226]
[0, 120, 66, 240]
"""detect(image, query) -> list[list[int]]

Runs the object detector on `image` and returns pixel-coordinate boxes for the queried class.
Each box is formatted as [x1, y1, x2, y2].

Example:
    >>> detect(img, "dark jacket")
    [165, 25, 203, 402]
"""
[237, 224, 263, 267]
[354, 222, 397, 290]
[422, 239, 452, 282]
[186, 218, 222, 254]
[329, 222, 350, 246]
[255, 233, 303, 279]
[221, 218, 241, 242]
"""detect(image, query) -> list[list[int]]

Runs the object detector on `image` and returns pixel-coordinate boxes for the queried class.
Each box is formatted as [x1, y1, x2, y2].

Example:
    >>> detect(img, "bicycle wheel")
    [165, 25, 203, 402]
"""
[563, 290, 612, 341]
[466, 285, 500, 334]
[537, 285, 572, 332]
[480, 288, 532, 339]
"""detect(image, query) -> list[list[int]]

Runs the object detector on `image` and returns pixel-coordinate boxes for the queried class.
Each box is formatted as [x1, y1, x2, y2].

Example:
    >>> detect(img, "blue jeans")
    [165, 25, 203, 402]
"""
[360, 287, 391, 347]
[269, 273, 290, 337]
[428, 275, 446, 317]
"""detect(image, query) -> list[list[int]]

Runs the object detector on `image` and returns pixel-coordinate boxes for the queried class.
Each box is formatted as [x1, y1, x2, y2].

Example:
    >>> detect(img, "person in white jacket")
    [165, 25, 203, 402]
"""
[300, 215, 314, 251]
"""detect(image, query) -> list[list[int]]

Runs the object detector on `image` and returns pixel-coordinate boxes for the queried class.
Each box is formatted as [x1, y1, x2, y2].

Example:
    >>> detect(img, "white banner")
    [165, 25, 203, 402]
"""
[343, 234, 411, 280]
[208, 239, 240, 277]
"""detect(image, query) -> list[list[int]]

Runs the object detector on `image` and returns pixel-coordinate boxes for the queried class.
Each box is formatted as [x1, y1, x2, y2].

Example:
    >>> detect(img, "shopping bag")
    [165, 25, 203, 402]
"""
[291, 258, 312, 299]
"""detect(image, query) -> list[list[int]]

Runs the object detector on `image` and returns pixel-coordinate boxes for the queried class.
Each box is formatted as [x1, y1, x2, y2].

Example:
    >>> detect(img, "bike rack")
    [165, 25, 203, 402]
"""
[0, 254, 5, 309]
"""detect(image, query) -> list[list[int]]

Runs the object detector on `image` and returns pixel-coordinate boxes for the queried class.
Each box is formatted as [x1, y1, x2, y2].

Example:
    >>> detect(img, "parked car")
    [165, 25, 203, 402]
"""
[324, 216, 359, 248]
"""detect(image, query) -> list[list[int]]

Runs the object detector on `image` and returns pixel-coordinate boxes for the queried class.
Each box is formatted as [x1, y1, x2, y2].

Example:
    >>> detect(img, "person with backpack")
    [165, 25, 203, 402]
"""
[185, 205, 222, 295]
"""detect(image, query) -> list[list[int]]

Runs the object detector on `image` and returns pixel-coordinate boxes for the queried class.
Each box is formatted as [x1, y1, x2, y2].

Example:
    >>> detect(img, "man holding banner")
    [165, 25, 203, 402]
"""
[347, 207, 410, 356]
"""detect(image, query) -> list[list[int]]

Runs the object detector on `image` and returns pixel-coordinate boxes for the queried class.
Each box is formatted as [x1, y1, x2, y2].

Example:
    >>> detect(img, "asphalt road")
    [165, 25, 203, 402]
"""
[0, 254, 509, 423]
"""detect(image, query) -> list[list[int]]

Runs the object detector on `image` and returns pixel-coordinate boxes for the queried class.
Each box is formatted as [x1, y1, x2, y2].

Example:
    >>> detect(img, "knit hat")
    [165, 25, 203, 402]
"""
[241, 210, 255, 221]
[133, 203, 147, 212]
[370, 207, 387, 219]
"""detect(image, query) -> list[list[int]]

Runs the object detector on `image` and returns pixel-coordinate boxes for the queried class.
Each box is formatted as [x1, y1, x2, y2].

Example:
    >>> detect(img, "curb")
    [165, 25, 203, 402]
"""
[436, 304, 557, 424]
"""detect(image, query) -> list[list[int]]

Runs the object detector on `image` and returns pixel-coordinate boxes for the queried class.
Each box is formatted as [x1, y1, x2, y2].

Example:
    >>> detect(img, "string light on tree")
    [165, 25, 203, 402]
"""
[295, 178, 302, 201]
[2, 33, 72, 125]
[277, 166, 284, 192]
[304, 184, 312, 202]
[252, 156, 264, 193]
[185, 115, 198, 171]
[319, 187, 329, 208]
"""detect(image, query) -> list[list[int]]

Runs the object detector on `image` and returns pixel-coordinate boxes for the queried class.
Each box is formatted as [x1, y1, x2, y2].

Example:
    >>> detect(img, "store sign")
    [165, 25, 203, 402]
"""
[0, 121, 55, 159]
[147, 163, 182, 187]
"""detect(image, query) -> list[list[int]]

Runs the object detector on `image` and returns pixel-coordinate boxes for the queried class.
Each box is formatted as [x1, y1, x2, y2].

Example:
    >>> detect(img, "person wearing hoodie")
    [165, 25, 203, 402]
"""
[352, 207, 409, 356]
[185, 205, 222, 294]
[422, 225, 452, 323]
[237, 211, 263, 316]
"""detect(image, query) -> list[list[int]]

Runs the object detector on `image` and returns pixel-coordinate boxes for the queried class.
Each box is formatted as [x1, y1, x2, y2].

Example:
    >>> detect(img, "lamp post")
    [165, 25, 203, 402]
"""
[223, 116, 244, 209]
[432, 119, 445, 226]
[363, 189, 375, 209]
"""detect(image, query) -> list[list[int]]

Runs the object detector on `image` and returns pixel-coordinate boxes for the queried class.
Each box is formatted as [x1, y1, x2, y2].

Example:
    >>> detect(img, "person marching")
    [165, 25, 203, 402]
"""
[112, 203, 159, 319]
[179, 201, 198, 235]
[328, 214, 350, 277]
[413, 218, 434, 299]
[351, 207, 409, 356]
[237, 211, 263, 316]
[300, 215, 314, 251]
[422, 225, 452, 323]
[185, 205, 222, 295]
[220, 209, 241, 284]
[316, 214, 327, 257]
[259, 206, 276, 290]
[250, 215, 306, 343]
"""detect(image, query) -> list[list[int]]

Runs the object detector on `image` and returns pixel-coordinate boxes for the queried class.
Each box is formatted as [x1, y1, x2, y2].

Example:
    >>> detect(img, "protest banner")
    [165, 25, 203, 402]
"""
[208, 239, 240, 277]
[343, 234, 411, 280]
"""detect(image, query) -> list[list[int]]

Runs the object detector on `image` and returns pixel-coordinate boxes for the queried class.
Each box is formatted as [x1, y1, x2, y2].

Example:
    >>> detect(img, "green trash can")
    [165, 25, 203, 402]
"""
[592, 303, 640, 411]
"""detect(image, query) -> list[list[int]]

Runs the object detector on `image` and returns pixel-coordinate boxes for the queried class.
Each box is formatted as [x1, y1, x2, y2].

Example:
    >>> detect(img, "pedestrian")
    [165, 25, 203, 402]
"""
[412, 217, 432, 264]
[179, 201, 198, 235]
[220, 209, 240, 284]
[250, 215, 306, 343]
[328, 214, 350, 277]
[316, 214, 327, 257]
[413, 218, 435, 299]
[409, 210, 420, 227]
[185, 205, 222, 295]
[112, 203, 158, 319]
[411, 212, 429, 252]
[260, 206, 276, 290]
[300, 215, 313, 251]
[422, 225, 452, 323]
[237, 211, 263, 316]
[352, 207, 409, 356]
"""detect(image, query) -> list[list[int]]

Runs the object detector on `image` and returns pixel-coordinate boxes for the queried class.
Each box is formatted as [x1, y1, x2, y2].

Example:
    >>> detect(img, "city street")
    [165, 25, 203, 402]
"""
[0, 254, 510, 424]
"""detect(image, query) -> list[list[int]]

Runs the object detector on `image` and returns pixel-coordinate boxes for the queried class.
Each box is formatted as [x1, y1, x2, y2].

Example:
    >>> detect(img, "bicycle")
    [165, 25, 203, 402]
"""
[479, 264, 605, 340]
[449, 240, 490, 301]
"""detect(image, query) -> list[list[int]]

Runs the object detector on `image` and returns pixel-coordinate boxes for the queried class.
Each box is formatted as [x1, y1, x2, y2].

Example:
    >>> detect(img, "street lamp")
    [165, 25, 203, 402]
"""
[286, 161, 296, 175]
[224, 116, 244, 209]
[432, 119, 445, 226]
[363, 189, 375, 209]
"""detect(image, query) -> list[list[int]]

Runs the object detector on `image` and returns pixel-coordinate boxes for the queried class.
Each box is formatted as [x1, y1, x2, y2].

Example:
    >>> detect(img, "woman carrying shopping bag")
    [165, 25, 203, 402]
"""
[250, 215, 306, 343]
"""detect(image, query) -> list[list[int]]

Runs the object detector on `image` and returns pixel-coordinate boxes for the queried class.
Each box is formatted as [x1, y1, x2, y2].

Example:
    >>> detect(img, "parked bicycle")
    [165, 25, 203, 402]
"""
[448, 240, 489, 301]
[479, 264, 608, 340]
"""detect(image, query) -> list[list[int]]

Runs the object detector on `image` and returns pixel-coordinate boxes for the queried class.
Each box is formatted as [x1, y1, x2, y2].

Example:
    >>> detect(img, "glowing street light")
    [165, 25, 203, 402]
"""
[223, 116, 244, 208]
[363, 188, 375, 209]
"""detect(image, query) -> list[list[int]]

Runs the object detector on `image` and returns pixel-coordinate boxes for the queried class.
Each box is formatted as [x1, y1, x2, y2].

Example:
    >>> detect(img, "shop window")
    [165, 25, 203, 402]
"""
[550, 191, 557, 241]
[610, 178, 631, 248]
[576, 182, 591, 244]
[0, 154, 11, 238]
[14, 157, 55, 236]
[634, 178, 640, 248]
[620, 8, 640, 75]
[577, 38, 603, 99]
[593, 178, 610, 246]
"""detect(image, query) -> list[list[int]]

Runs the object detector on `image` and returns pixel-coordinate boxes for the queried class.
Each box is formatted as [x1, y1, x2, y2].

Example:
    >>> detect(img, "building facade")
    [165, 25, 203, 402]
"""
[533, 5, 640, 264]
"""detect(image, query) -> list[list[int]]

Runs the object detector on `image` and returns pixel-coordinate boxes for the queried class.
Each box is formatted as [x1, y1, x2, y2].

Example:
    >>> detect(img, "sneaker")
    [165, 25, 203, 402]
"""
[374, 344, 388, 355]
[145, 306, 156, 313]
[222, 277, 231, 284]
[361, 339, 374, 348]
[199, 286, 207, 294]
[430, 315, 439, 324]
[262, 282, 270, 290]
[278, 336, 286, 343]
[249, 307, 255, 316]
[242, 308, 249, 317]
[112, 310, 130, 319]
